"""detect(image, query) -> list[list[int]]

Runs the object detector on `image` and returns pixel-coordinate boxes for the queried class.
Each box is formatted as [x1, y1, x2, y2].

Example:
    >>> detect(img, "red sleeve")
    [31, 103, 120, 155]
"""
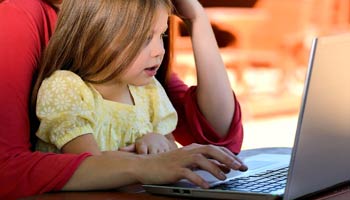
[0, 1, 90, 199]
[166, 73, 243, 154]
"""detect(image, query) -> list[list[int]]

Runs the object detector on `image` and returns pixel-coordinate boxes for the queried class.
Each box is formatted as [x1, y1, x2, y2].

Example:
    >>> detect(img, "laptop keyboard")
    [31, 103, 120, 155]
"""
[211, 167, 289, 193]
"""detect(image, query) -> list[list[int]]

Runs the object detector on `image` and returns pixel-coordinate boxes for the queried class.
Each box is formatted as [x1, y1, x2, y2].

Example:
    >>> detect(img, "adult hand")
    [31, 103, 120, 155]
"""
[63, 143, 247, 191]
[119, 133, 177, 154]
[134, 143, 248, 188]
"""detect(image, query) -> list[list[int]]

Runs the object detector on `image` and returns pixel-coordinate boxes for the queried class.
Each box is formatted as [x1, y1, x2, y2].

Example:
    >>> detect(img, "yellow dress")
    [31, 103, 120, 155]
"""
[35, 70, 178, 153]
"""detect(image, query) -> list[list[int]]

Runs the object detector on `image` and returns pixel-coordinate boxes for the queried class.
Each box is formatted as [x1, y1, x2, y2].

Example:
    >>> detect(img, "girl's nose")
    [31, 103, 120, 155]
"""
[151, 40, 165, 57]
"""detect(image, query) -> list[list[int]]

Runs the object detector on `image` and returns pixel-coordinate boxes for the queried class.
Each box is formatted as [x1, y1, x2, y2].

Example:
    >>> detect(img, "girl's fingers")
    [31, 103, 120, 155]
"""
[119, 144, 135, 152]
[148, 144, 171, 154]
[136, 143, 148, 155]
[148, 146, 157, 154]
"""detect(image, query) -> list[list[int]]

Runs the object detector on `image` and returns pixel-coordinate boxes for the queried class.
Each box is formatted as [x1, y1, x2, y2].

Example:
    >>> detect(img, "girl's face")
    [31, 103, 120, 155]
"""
[118, 7, 169, 86]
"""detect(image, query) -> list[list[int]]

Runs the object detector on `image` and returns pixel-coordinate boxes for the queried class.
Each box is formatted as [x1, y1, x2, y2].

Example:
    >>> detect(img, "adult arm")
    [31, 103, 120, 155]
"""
[0, 1, 91, 198]
[62, 144, 247, 191]
[0, 2, 247, 199]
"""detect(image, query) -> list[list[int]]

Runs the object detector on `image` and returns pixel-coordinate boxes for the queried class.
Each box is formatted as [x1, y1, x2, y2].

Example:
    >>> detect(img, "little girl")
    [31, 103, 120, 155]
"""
[32, 0, 177, 155]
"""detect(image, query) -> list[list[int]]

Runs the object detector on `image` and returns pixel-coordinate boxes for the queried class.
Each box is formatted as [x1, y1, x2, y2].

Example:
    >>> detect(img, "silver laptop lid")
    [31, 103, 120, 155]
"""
[285, 33, 350, 200]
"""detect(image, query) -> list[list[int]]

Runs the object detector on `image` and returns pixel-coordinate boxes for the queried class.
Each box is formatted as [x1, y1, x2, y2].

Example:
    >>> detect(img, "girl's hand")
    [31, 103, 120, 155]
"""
[172, 0, 204, 21]
[173, 0, 235, 138]
[119, 133, 177, 154]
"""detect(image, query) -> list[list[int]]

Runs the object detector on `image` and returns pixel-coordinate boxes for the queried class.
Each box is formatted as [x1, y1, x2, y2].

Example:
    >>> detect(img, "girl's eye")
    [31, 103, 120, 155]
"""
[144, 35, 153, 46]
[144, 32, 167, 47]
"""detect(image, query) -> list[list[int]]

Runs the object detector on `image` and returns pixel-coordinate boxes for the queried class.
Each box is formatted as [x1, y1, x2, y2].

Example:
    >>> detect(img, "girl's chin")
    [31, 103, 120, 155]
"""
[129, 78, 153, 86]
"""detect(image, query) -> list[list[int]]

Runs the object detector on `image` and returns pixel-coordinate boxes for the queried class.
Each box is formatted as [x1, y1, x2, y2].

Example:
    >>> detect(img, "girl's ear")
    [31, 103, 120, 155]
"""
[44, 0, 62, 4]
[44, 0, 62, 9]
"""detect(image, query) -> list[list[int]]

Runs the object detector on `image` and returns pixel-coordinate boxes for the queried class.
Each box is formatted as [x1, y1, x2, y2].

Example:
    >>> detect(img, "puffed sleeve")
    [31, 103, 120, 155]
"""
[36, 71, 96, 150]
[166, 73, 243, 154]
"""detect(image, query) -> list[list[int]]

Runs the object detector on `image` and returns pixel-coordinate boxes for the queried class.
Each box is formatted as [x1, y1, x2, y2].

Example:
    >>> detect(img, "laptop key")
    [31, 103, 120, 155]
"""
[211, 167, 289, 193]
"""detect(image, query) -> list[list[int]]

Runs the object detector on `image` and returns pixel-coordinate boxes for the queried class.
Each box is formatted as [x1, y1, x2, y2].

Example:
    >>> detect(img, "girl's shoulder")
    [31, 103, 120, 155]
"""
[41, 70, 89, 92]
[47, 70, 84, 83]
[38, 70, 95, 107]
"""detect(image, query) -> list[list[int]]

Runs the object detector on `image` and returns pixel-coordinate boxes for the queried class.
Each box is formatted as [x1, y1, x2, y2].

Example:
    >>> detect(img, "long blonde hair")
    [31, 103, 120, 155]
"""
[32, 0, 172, 109]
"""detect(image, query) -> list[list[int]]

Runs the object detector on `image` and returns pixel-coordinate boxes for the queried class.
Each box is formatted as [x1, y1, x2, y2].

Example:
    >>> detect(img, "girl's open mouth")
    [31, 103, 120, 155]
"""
[144, 66, 158, 76]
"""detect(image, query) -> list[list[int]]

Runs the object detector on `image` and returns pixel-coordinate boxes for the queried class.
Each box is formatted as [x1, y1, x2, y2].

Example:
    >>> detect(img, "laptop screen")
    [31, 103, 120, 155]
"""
[285, 33, 350, 199]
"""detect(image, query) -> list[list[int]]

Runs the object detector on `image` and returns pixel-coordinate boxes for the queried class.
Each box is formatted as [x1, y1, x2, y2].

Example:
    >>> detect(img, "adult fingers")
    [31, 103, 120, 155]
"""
[219, 147, 248, 172]
[178, 168, 210, 189]
[187, 144, 243, 171]
[210, 159, 231, 174]
[189, 153, 227, 181]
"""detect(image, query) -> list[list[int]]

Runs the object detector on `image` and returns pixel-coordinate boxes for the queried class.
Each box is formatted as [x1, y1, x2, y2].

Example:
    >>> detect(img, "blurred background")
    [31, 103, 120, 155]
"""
[171, 0, 350, 150]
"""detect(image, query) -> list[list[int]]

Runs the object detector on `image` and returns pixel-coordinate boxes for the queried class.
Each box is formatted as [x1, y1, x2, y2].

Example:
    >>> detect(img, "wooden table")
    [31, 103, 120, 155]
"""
[21, 148, 350, 200]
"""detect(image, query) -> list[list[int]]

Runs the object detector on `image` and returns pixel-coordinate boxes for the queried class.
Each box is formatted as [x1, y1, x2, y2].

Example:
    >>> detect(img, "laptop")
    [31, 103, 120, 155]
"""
[143, 32, 350, 200]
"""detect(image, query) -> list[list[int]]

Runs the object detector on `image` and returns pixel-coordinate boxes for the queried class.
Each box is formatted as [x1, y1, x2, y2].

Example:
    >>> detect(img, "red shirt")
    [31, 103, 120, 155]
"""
[0, 1, 91, 199]
[0, 0, 243, 198]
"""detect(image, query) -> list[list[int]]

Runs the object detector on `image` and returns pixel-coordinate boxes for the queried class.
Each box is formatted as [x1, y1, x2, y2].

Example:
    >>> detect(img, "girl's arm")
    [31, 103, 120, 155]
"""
[0, 1, 247, 199]
[167, 73, 243, 154]
[172, 0, 235, 138]
[119, 133, 178, 154]
[62, 134, 102, 155]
